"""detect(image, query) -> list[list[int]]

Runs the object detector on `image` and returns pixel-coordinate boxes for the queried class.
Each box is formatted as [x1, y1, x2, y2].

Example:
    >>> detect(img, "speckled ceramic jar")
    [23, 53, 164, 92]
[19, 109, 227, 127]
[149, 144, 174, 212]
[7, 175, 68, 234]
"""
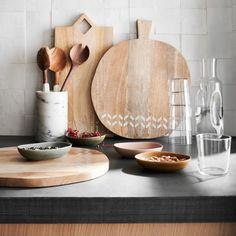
[35, 91, 68, 142]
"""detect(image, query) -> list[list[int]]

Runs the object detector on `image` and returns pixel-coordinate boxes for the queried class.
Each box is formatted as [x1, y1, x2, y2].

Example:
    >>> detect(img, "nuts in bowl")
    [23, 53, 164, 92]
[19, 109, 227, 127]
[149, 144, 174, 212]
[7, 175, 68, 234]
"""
[147, 155, 185, 163]
[135, 151, 191, 172]
[66, 128, 106, 146]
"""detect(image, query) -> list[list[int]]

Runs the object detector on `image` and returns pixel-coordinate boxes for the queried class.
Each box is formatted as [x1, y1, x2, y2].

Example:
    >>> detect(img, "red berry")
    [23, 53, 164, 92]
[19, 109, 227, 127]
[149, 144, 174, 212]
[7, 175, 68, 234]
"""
[67, 128, 79, 138]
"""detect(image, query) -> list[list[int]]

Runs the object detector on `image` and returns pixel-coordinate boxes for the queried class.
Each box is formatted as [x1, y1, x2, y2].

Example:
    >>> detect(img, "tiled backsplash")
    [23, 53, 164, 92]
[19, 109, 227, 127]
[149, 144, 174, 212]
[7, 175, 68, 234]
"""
[0, 0, 236, 135]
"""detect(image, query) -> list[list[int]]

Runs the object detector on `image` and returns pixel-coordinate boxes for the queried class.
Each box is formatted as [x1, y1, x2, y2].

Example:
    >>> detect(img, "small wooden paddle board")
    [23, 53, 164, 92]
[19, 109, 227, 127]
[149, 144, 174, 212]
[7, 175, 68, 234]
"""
[55, 14, 113, 134]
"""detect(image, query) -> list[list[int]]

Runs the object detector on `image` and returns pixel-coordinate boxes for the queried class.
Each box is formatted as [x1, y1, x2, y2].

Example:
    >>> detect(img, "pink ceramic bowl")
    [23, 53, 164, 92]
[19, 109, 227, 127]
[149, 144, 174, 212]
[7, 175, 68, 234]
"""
[114, 142, 163, 158]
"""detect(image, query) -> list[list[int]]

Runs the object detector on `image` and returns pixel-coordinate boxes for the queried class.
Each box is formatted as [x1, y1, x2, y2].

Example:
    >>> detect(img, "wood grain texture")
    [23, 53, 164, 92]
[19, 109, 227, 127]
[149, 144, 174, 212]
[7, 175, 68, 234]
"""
[0, 147, 109, 187]
[0, 223, 235, 236]
[55, 14, 113, 133]
[91, 20, 190, 139]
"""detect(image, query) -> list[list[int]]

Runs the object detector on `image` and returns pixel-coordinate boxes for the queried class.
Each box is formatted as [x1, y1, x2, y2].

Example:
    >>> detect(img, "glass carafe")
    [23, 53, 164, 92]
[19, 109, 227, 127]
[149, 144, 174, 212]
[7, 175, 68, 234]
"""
[195, 58, 224, 135]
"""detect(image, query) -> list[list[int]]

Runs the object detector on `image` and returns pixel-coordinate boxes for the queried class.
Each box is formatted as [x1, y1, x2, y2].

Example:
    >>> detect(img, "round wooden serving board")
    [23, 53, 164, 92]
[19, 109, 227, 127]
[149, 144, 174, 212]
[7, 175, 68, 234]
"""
[91, 20, 190, 139]
[0, 147, 109, 188]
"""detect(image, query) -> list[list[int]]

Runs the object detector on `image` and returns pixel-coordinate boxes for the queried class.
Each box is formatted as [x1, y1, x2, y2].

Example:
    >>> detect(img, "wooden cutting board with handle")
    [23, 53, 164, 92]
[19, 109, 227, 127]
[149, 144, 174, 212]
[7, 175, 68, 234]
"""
[0, 147, 109, 187]
[55, 14, 113, 133]
[91, 20, 190, 139]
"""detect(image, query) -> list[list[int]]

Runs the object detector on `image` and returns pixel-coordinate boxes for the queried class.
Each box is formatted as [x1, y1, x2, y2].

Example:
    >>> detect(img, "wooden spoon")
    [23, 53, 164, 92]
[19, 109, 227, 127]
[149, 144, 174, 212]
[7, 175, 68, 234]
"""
[36, 47, 50, 92]
[49, 47, 67, 92]
[60, 44, 90, 91]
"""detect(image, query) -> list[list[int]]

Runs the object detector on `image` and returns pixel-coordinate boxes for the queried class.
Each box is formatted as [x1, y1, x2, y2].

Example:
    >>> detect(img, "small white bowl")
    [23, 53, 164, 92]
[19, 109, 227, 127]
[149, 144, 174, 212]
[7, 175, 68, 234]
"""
[114, 142, 163, 158]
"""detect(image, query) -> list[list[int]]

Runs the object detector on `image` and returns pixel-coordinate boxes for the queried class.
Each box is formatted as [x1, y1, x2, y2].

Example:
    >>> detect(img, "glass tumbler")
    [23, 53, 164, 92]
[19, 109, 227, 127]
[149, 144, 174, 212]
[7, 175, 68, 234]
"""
[168, 78, 192, 144]
[196, 133, 231, 176]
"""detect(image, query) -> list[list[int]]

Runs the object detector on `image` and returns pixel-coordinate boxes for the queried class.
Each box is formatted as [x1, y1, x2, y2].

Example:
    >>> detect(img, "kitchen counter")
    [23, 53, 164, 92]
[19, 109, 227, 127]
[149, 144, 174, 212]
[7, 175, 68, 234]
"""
[0, 136, 236, 224]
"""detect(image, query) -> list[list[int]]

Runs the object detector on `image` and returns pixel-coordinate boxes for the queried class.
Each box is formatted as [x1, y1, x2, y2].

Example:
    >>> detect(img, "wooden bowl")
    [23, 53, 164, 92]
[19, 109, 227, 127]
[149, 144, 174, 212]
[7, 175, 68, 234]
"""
[114, 142, 163, 158]
[135, 151, 191, 172]
[17, 142, 72, 161]
[66, 135, 106, 147]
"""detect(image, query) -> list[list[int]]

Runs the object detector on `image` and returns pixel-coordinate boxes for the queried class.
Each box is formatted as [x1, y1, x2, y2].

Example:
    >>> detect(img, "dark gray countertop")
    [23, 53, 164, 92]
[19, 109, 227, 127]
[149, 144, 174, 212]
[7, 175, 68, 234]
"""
[0, 136, 236, 223]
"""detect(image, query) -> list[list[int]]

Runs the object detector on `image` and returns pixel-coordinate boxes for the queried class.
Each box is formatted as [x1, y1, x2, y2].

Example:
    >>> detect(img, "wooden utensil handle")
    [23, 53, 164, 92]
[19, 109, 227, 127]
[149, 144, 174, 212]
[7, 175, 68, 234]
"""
[60, 66, 74, 91]
[43, 70, 48, 83]
[53, 72, 60, 92]
[55, 72, 60, 85]
[137, 20, 152, 39]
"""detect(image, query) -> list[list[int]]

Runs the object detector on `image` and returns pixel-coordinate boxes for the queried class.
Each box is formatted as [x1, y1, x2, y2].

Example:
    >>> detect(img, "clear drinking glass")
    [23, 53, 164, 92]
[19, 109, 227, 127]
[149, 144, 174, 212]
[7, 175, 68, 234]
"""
[196, 133, 231, 176]
[168, 78, 192, 144]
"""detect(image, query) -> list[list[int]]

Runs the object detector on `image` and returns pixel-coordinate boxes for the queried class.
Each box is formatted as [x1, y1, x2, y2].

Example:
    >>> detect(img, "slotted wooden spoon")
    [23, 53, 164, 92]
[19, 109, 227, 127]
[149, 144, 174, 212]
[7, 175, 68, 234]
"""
[60, 44, 90, 91]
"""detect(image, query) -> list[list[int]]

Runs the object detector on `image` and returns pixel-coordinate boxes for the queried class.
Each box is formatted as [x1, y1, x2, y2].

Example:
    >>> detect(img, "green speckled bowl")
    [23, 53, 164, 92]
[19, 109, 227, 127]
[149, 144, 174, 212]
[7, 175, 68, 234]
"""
[17, 142, 72, 161]
[66, 135, 106, 147]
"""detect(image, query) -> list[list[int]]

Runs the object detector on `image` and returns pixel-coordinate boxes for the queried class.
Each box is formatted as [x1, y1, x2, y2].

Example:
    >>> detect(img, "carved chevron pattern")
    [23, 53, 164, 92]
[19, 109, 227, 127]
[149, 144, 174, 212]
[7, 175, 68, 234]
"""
[101, 113, 168, 130]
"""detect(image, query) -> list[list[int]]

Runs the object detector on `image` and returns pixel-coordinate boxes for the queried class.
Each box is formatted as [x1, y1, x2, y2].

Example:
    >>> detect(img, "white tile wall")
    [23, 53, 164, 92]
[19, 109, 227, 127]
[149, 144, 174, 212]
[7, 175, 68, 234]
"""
[0, 12, 25, 64]
[207, 8, 232, 33]
[233, 5, 236, 30]
[233, 32, 236, 57]
[130, 0, 156, 8]
[130, 7, 155, 34]
[105, 8, 129, 34]
[207, 0, 232, 8]
[104, 0, 129, 9]
[182, 35, 207, 60]
[0, 0, 235, 136]
[217, 59, 235, 84]
[51, 10, 78, 28]
[24, 115, 35, 135]
[0, 64, 25, 89]
[181, 0, 206, 9]
[26, 11, 52, 63]
[223, 85, 236, 110]
[0, 90, 24, 116]
[181, 9, 207, 34]
[156, 8, 181, 34]
[156, 0, 181, 9]
[0, 0, 25, 11]
[113, 33, 129, 45]
[186, 60, 201, 85]
[207, 33, 233, 58]
[26, 0, 51, 11]
[224, 110, 234, 135]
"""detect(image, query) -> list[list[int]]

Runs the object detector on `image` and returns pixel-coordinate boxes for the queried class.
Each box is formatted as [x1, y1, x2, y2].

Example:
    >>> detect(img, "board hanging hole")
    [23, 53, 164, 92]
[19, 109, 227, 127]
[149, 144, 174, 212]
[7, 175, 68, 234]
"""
[79, 19, 92, 34]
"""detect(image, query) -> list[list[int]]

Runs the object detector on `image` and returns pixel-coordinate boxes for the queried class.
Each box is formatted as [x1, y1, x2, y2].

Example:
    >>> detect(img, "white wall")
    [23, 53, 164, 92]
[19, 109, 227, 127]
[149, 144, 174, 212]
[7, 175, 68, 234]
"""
[0, 0, 235, 136]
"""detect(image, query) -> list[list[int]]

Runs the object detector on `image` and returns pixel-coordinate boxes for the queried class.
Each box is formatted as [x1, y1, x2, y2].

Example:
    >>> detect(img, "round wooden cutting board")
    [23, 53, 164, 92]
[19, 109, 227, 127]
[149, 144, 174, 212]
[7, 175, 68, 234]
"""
[91, 20, 190, 139]
[0, 147, 109, 188]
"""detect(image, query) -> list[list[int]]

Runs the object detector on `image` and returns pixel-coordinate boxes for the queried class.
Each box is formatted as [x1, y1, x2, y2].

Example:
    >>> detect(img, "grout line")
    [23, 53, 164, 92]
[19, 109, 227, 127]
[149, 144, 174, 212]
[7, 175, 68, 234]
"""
[24, 0, 27, 65]
[51, 0, 53, 30]
[128, 0, 130, 36]
[23, 0, 27, 124]
[179, 0, 182, 53]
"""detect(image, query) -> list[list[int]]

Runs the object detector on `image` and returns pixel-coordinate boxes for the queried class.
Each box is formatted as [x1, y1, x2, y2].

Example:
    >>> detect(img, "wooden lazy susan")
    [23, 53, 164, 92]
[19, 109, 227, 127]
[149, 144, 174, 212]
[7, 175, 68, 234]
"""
[0, 147, 109, 188]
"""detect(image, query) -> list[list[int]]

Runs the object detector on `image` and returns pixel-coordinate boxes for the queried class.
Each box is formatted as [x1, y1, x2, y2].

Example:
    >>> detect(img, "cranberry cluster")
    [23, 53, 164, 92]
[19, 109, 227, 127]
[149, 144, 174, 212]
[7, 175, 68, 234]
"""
[67, 128, 79, 138]
[67, 128, 101, 138]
